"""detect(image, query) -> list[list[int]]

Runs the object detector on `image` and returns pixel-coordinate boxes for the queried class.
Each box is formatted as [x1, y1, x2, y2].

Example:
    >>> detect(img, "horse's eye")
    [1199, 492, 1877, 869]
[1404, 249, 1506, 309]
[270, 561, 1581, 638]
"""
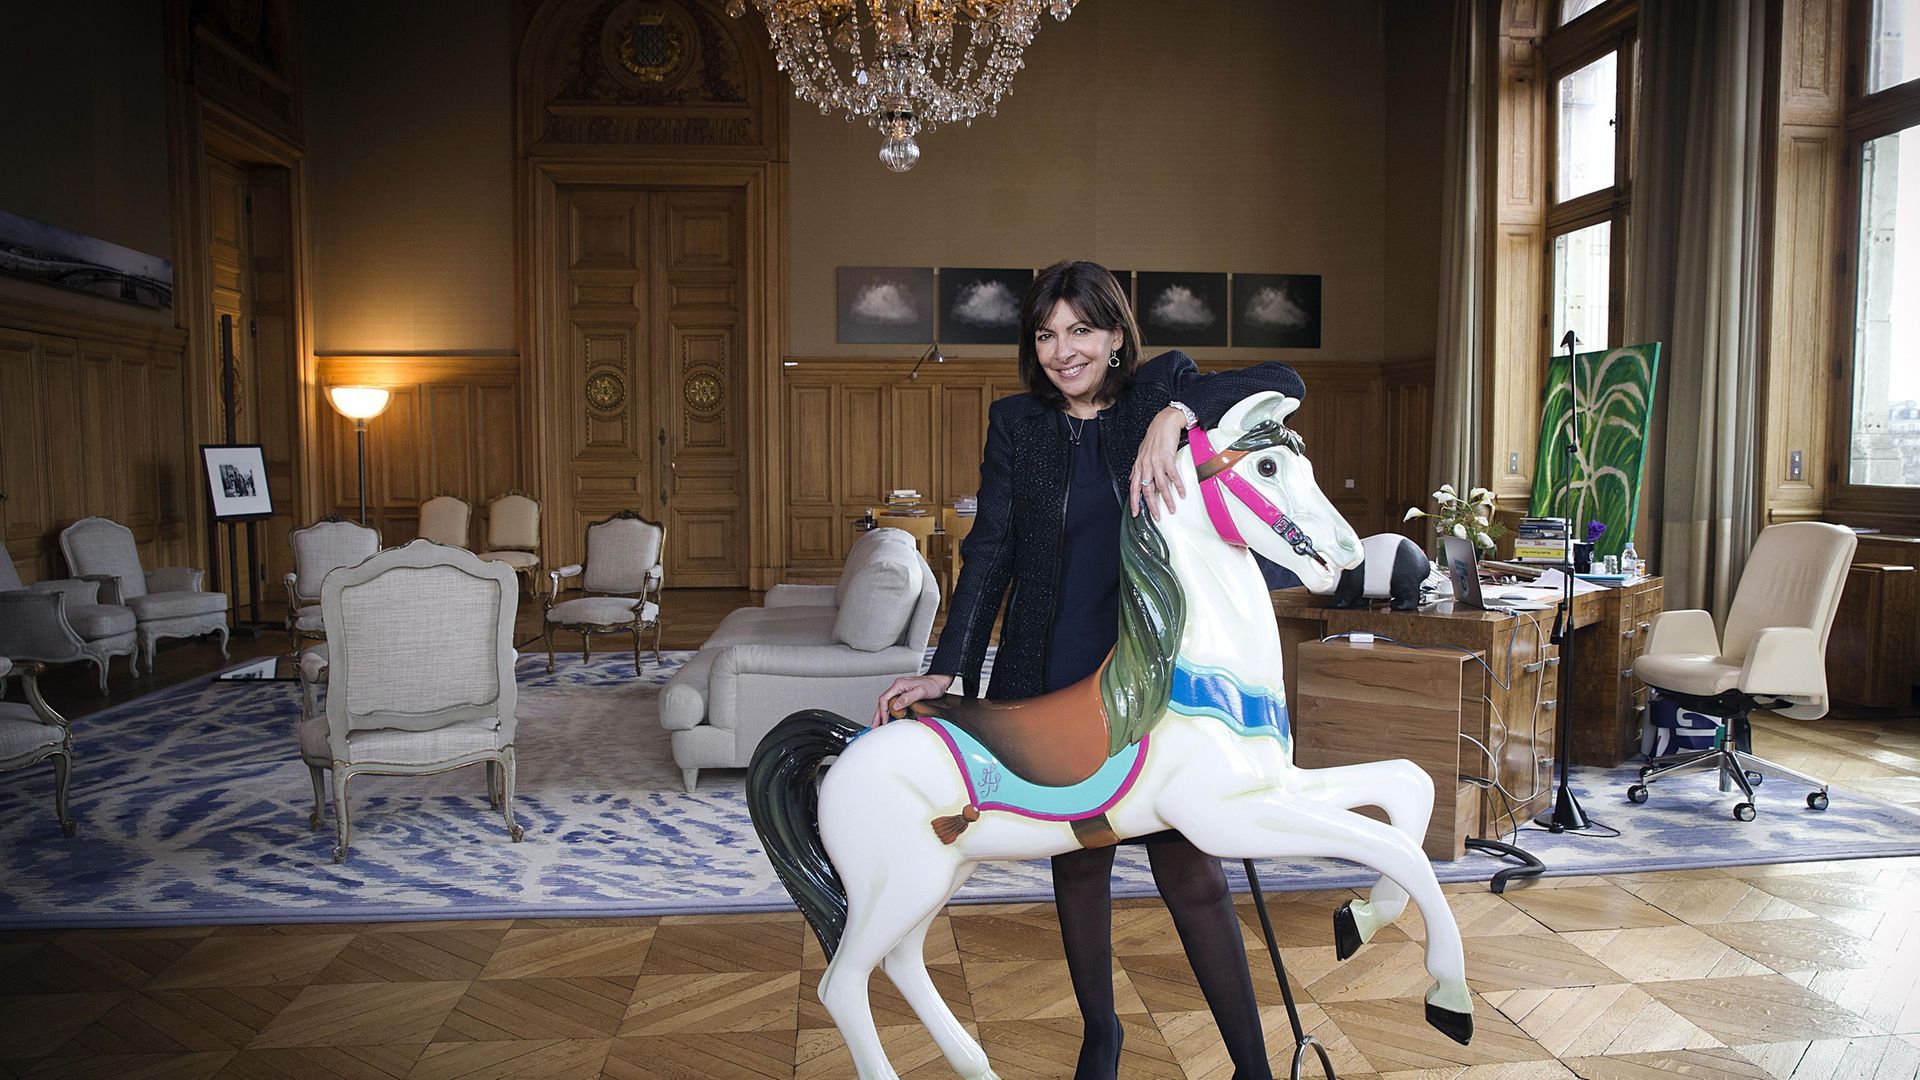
[1257, 457, 1277, 477]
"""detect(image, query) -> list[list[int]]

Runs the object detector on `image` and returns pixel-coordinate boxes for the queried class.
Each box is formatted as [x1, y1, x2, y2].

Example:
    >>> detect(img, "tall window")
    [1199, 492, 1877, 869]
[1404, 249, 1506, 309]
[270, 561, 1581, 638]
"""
[1840, 0, 1920, 492]
[1544, 10, 1634, 354]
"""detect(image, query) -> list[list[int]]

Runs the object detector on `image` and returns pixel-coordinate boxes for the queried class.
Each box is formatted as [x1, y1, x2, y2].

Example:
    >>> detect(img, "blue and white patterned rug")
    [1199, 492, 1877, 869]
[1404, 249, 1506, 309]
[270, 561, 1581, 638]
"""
[2, 649, 1918, 929]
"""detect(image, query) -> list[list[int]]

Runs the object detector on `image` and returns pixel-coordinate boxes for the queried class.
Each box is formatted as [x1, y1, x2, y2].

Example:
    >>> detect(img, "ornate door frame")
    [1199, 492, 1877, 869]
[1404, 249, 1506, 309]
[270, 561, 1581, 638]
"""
[517, 0, 788, 586]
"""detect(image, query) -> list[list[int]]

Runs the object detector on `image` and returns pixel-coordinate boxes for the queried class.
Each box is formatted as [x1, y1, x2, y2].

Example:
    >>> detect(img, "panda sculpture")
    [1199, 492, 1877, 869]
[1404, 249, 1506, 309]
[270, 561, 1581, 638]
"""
[1325, 532, 1431, 611]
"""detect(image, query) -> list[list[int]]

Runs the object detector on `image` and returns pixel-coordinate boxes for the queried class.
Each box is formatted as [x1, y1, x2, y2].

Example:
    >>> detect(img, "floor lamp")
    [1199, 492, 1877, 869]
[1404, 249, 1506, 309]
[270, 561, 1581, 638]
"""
[326, 386, 392, 525]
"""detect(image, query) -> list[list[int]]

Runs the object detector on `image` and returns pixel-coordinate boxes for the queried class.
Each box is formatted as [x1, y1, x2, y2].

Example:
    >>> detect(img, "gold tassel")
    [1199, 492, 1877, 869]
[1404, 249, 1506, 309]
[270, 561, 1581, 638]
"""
[931, 804, 981, 844]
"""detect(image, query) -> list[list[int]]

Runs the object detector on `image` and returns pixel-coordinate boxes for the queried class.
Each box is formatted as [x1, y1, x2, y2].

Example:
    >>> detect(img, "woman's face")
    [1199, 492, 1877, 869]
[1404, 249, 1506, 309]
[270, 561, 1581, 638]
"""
[1034, 299, 1123, 410]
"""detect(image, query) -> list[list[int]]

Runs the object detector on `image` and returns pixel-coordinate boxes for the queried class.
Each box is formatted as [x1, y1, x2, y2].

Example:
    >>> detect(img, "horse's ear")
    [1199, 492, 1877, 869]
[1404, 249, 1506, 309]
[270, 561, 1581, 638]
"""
[1216, 391, 1300, 437]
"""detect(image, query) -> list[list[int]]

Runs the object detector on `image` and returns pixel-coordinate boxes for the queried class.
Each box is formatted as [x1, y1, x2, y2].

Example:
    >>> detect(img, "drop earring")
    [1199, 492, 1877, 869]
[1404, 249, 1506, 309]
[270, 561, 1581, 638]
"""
[1107, 350, 1120, 368]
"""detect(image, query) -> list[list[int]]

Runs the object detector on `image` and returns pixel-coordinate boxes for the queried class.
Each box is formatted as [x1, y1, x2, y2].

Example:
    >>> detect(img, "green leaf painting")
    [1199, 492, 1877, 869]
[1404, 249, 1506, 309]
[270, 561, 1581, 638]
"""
[1529, 343, 1660, 559]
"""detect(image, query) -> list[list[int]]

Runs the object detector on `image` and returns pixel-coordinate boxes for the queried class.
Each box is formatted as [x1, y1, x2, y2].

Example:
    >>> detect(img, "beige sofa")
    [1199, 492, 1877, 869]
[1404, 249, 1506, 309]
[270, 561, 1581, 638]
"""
[661, 527, 938, 791]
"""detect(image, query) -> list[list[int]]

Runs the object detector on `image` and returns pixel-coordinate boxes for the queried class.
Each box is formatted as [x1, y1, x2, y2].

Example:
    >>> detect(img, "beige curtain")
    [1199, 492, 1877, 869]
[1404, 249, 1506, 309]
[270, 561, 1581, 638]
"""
[1626, 0, 1767, 618]
[1430, 0, 1488, 494]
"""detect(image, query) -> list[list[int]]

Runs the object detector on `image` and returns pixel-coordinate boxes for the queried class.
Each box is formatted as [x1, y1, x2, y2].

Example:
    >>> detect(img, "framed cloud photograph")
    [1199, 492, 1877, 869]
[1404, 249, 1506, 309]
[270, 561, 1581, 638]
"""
[837, 266, 936, 344]
[937, 267, 1033, 345]
[1137, 271, 1229, 347]
[1232, 273, 1322, 348]
[201, 444, 274, 522]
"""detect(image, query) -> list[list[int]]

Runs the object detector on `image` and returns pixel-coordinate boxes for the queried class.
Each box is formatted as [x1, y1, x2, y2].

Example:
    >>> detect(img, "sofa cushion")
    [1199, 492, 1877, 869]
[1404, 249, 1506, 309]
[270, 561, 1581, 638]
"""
[127, 590, 227, 621]
[706, 607, 840, 647]
[67, 603, 137, 641]
[834, 539, 923, 652]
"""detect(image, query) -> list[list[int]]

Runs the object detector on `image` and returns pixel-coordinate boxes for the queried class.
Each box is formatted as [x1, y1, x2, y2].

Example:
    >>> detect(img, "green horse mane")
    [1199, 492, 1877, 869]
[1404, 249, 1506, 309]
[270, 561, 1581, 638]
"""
[1099, 498, 1187, 756]
[1096, 419, 1301, 756]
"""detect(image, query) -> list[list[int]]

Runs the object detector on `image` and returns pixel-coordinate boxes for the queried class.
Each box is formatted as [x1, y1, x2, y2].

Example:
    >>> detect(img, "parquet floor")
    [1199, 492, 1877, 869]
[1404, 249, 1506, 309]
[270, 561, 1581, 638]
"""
[5, 592, 1920, 1078]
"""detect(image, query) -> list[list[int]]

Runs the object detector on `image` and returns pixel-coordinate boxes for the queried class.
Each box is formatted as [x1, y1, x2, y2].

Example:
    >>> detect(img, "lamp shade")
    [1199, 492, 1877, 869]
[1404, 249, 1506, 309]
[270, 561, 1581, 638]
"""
[327, 385, 392, 421]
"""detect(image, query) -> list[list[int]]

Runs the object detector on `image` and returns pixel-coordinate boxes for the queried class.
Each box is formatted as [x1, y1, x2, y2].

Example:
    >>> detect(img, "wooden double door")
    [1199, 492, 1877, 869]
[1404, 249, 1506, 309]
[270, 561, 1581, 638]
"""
[547, 186, 748, 587]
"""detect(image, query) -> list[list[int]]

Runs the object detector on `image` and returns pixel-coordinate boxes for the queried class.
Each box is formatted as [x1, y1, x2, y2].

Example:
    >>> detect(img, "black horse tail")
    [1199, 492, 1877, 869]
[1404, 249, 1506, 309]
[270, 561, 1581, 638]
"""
[748, 709, 863, 960]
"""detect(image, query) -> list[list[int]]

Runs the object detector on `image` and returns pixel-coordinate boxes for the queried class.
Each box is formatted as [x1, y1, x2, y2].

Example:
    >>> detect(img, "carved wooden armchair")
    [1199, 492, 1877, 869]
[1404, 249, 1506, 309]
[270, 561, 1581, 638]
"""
[0, 657, 77, 836]
[0, 558, 136, 694]
[58, 516, 228, 674]
[478, 492, 541, 597]
[295, 539, 522, 862]
[284, 517, 381, 655]
[543, 509, 664, 672]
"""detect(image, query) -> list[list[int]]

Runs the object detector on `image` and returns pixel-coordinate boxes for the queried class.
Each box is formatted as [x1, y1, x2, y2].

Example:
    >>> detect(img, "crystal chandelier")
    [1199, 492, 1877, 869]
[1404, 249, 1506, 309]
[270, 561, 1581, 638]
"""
[727, 0, 1077, 172]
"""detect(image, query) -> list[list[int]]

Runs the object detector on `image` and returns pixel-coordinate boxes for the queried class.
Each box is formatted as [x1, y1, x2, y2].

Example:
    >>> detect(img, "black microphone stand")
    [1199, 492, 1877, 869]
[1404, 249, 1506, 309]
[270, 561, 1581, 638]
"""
[1537, 329, 1592, 834]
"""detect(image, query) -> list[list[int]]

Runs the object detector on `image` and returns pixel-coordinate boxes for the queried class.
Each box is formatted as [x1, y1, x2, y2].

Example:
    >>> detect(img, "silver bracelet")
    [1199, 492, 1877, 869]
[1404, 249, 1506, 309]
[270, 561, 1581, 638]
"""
[1167, 400, 1198, 427]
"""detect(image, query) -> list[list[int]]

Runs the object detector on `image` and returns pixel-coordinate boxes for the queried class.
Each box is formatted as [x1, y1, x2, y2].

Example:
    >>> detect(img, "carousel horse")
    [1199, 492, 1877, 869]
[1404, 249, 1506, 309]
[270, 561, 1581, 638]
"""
[750, 391, 1474, 1080]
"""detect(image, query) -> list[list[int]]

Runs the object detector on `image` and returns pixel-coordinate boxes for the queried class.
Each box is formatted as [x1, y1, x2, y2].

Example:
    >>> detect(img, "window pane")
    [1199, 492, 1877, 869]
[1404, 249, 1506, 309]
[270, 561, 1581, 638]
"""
[1557, 52, 1617, 203]
[1849, 125, 1920, 485]
[1552, 221, 1612, 354]
[1867, 0, 1919, 94]
[1559, 0, 1608, 25]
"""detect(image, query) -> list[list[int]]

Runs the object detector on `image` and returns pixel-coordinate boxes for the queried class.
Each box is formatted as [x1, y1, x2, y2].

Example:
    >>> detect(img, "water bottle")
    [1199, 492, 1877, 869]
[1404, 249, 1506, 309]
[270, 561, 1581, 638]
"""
[1620, 542, 1640, 579]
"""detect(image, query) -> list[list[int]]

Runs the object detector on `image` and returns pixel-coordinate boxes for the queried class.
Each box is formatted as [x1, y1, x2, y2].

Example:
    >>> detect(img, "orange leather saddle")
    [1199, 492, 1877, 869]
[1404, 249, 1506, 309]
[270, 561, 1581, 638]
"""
[902, 661, 1113, 788]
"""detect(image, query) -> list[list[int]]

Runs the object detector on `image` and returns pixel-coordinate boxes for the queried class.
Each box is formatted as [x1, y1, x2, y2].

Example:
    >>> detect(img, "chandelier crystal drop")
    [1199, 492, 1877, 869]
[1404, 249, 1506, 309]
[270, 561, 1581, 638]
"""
[728, 0, 1077, 172]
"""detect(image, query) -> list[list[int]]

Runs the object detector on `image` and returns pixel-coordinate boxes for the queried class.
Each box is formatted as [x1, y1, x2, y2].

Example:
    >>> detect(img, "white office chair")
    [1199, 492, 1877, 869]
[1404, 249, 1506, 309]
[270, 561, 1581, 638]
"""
[1627, 522, 1857, 820]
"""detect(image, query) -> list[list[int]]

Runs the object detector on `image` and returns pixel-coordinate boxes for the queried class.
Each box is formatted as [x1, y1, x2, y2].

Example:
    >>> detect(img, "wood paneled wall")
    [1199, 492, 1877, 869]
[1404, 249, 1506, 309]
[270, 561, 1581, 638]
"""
[313, 356, 523, 546]
[777, 356, 1433, 581]
[0, 299, 194, 583]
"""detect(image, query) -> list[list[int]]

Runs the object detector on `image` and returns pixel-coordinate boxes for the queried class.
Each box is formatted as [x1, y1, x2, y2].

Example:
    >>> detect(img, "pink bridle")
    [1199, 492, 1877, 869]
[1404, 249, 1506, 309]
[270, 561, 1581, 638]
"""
[1187, 423, 1330, 571]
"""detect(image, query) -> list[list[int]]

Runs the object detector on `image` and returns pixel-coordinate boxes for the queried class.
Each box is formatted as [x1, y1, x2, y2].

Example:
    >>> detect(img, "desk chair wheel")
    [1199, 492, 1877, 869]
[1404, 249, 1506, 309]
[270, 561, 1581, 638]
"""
[1745, 770, 1764, 786]
[1733, 802, 1757, 822]
[1807, 791, 1829, 811]
[1638, 765, 1654, 780]
[1627, 784, 1649, 804]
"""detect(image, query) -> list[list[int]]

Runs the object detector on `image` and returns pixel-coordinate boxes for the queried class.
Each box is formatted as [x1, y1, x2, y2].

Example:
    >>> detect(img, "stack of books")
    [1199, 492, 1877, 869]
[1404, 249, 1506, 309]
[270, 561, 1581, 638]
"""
[952, 494, 977, 518]
[1513, 516, 1572, 563]
[882, 489, 928, 517]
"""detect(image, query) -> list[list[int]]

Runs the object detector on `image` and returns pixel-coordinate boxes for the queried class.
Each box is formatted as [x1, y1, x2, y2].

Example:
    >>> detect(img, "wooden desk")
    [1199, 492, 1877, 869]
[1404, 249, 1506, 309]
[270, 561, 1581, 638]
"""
[1294, 640, 1484, 860]
[1273, 577, 1665, 837]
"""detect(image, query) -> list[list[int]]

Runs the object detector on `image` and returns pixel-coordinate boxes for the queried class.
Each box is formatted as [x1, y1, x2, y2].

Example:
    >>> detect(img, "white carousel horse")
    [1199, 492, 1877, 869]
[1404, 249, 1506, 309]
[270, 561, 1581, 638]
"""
[749, 391, 1474, 1080]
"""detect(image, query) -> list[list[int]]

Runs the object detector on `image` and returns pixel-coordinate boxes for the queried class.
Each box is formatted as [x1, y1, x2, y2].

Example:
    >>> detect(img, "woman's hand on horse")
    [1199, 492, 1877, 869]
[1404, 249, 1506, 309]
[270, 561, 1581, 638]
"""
[873, 673, 955, 726]
[1132, 406, 1190, 519]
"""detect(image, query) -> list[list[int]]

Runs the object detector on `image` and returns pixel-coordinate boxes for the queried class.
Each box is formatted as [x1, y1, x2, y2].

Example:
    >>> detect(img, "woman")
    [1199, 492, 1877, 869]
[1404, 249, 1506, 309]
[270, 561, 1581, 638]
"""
[873, 260, 1306, 1080]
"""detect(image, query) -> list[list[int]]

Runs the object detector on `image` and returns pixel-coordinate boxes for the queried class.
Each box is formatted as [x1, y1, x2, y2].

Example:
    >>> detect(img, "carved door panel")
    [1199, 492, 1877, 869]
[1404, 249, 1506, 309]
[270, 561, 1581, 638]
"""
[557, 186, 746, 586]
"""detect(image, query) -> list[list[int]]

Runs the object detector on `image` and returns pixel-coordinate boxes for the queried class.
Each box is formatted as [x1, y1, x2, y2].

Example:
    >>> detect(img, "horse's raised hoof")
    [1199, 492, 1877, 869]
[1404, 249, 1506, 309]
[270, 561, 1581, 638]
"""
[1425, 1000, 1473, 1045]
[1334, 901, 1364, 960]
[1424, 982, 1474, 1045]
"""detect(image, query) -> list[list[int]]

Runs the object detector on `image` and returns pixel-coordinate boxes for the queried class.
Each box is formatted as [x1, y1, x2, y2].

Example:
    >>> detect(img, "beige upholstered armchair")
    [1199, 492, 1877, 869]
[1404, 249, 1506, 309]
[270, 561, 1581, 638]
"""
[0, 658, 76, 836]
[417, 494, 472, 547]
[544, 509, 664, 672]
[479, 491, 541, 596]
[58, 516, 228, 674]
[284, 517, 381, 655]
[295, 539, 522, 862]
[0, 559, 136, 693]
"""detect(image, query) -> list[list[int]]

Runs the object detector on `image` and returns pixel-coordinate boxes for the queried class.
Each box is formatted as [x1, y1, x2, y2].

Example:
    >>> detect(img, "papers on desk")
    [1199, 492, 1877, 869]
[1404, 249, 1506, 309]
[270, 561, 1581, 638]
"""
[1531, 569, 1608, 596]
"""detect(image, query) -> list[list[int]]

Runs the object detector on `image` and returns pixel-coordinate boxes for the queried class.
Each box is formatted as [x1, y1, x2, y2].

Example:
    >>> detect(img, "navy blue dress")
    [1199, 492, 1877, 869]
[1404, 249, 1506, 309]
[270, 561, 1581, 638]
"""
[1043, 413, 1122, 693]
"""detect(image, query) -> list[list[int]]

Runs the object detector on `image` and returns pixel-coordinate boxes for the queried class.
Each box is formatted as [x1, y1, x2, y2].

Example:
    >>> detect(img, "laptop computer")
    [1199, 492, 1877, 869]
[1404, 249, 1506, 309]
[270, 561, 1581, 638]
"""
[1442, 535, 1554, 612]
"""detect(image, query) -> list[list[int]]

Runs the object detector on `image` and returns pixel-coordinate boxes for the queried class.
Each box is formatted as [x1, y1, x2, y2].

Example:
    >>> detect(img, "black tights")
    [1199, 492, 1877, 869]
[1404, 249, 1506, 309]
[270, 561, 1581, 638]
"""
[1051, 836, 1271, 1080]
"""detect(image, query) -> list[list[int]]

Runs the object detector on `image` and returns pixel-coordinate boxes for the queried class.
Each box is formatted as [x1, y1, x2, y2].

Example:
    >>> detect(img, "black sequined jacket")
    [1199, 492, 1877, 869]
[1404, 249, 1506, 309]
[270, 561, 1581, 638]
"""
[926, 350, 1306, 700]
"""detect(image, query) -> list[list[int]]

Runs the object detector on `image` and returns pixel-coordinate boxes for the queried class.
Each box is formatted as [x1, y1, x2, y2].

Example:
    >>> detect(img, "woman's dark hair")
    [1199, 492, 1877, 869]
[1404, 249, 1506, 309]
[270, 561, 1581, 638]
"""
[1018, 260, 1142, 411]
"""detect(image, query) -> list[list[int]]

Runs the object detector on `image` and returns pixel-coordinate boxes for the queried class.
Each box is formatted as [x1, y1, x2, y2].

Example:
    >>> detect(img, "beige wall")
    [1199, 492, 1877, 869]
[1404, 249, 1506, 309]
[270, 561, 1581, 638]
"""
[789, 0, 1444, 364]
[0, 2, 173, 325]
[301, 1, 516, 354]
[1382, 0, 1451, 363]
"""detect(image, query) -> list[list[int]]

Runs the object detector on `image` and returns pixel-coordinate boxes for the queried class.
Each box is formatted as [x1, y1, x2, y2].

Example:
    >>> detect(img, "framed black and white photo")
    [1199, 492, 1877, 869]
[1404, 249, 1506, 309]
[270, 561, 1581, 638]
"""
[201, 444, 274, 521]
[837, 266, 936, 344]
[1232, 273, 1322, 348]
[1137, 271, 1229, 347]
[937, 267, 1033, 345]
